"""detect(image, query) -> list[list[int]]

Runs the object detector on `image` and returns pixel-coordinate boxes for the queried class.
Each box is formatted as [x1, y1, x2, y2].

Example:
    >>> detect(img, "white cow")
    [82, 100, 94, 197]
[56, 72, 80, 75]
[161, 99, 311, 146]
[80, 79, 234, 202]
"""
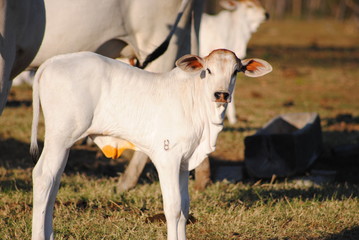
[0, 0, 45, 114]
[200, 0, 269, 124]
[12, 0, 201, 80]
[31, 0, 202, 72]
[30, 49, 272, 240]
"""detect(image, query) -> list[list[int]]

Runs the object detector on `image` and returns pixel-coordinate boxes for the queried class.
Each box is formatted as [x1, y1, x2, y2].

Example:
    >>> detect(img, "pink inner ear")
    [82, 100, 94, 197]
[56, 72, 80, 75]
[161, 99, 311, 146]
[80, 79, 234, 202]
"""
[188, 60, 203, 69]
[182, 57, 203, 69]
[229, 1, 236, 7]
[246, 60, 264, 71]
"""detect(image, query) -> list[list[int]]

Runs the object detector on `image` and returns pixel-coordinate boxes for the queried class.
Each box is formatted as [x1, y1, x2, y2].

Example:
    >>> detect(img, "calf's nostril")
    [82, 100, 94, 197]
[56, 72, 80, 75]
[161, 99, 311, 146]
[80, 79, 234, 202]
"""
[214, 92, 221, 99]
[265, 12, 270, 20]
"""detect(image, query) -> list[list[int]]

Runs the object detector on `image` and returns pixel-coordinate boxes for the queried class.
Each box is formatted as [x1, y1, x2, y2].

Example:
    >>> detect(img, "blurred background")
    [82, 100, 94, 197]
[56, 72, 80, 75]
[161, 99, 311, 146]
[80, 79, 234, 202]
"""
[208, 0, 359, 22]
[204, 0, 359, 183]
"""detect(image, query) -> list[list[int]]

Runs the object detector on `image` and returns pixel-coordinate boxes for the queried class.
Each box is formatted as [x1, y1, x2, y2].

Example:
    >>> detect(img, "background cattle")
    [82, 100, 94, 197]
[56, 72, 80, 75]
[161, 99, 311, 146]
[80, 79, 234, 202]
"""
[29, 0, 202, 72]
[201, 0, 269, 124]
[0, 0, 45, 114]
[11, 0, 204, 87]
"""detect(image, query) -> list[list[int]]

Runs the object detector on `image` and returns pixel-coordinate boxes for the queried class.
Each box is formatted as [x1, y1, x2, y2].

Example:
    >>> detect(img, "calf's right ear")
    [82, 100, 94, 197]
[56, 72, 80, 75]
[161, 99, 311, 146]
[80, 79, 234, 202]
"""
[219, 0, 238, 11]
[176, 54, 205, 73]
[240, 58, 273, 77]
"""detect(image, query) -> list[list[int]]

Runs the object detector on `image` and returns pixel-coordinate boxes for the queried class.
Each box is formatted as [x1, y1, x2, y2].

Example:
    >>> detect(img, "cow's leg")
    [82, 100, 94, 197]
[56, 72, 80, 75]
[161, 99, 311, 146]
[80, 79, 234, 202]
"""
[32, 144, 70, 240]
[178, 169, 189, 240]
[117, 151, 148, 192]
[156, 158, 184, 240]
[226, 89, 237, 124]
[194, 157, 211, 191]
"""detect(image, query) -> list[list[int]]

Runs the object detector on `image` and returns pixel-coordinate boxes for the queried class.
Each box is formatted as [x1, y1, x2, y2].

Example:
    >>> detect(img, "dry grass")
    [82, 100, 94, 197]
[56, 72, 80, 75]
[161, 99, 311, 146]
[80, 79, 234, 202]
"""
[1, 174, 358, 239]
[0, 19, 359, 239]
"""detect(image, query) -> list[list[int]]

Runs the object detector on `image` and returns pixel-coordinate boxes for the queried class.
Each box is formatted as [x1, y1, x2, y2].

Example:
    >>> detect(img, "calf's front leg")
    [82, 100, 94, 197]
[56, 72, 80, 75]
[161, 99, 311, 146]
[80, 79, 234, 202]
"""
[156, 158, 189, 240]
[178, 169, 190, 240]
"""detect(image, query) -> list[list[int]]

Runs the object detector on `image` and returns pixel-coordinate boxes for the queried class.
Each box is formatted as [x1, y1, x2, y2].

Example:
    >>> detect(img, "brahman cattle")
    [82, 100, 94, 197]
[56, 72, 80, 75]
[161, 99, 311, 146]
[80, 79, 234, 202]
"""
[200, 0, 269, 124]
[30, 49, 272, 240]
[11, 0, 202, 90]
[28, 0, 202, 72]
[0, 0, 45, 114]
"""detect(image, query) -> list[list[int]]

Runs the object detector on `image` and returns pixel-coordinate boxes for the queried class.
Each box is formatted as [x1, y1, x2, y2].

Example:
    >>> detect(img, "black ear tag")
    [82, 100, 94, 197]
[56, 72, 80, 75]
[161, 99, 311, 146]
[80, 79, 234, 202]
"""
[240, 65, 247, 73]
[200, 70, 206, 79]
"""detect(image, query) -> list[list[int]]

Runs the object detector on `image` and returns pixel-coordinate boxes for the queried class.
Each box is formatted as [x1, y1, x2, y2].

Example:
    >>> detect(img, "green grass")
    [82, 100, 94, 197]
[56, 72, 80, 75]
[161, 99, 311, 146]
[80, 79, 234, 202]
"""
[1, 19, 359, 239]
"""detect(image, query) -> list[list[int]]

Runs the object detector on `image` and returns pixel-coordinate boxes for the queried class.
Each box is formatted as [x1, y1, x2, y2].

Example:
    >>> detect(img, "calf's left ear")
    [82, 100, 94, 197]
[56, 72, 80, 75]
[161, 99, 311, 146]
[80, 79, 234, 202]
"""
[176, 54, 205, 73]
[240, 58, 272, 77]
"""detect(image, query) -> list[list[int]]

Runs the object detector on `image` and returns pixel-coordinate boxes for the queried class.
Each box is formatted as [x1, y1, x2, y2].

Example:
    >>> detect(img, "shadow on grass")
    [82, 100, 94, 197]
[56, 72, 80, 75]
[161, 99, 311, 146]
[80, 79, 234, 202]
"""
[267, 226, 359, 240]
[319, 226, 359, 240]
[231, 183, 359, 206]
[0, 138, 158, 192]
[5, 99, 32, 108]
[222, 126, 260, 133]
[0, 179, 32, 192]
[0, 138, 131, 176]
[323, 114, 359, 127]
[0, 138, 35, 169]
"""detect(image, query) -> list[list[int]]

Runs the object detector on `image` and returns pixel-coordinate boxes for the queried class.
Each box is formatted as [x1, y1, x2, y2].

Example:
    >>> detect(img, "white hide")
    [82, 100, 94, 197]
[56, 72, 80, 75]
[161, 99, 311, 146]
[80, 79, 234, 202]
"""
[30, 0, 202, 72]
[12, 0, 202, 92]
[200, 0, 268, 124]
[30, 50, 272, 240]
[0, 0, 45, 114]
[12, 70, 36, 86]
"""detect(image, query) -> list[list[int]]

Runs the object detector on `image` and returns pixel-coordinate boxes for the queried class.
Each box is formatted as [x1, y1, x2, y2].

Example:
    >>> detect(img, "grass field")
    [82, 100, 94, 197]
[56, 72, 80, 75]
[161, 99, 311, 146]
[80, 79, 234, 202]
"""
[1, 19, 359, 239]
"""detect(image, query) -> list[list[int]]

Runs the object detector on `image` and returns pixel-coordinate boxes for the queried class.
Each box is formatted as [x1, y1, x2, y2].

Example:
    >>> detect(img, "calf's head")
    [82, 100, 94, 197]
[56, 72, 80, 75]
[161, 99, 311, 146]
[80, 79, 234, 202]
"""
[176, 49, 272, 104]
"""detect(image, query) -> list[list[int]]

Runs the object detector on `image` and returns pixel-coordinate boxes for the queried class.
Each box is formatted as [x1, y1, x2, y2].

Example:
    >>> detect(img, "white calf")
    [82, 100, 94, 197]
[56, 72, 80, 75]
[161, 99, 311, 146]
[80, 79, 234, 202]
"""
[30, 49, 272, 240]
[200, 0, 269, 124]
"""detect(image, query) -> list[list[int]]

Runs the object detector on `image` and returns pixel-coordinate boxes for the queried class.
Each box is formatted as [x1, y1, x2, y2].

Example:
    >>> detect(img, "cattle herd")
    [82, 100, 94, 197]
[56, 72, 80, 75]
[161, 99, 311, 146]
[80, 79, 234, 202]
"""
[0, 1, 271, 240]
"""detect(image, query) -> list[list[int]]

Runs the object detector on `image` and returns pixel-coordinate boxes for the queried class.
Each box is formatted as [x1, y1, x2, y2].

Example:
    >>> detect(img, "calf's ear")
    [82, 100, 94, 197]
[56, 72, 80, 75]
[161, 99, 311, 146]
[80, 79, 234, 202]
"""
[219, 0, 238, 11]
[176, 54, 205, 73]
[241, 58, 273, 77]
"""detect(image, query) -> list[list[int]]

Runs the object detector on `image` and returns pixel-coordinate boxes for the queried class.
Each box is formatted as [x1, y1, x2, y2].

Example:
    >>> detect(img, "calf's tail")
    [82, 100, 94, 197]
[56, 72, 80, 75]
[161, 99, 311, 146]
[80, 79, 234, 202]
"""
[30, 64, 46, 161]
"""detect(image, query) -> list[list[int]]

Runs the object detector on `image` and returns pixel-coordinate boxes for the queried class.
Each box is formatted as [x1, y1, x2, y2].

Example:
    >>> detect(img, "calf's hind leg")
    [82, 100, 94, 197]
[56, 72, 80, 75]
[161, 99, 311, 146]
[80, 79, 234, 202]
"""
[32, 144, 70, 240]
